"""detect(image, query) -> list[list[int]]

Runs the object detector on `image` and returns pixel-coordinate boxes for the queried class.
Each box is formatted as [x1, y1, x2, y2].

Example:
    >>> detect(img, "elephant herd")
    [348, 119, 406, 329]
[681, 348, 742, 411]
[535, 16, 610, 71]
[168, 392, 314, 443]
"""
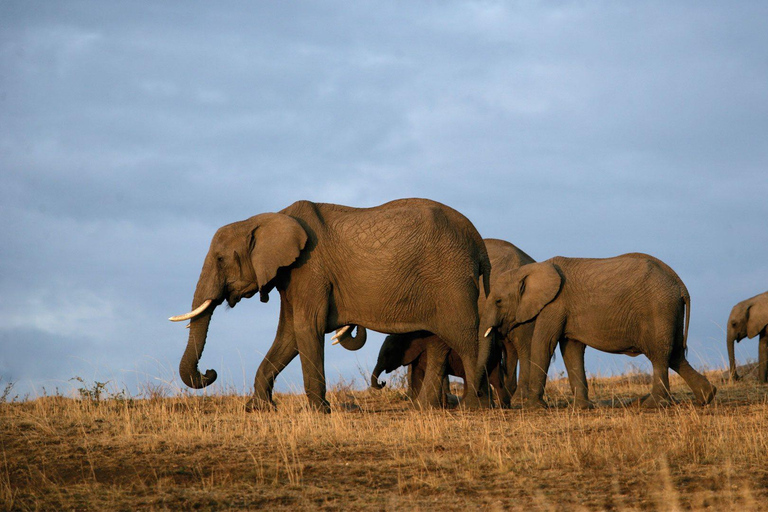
[170, 198, 766, 412]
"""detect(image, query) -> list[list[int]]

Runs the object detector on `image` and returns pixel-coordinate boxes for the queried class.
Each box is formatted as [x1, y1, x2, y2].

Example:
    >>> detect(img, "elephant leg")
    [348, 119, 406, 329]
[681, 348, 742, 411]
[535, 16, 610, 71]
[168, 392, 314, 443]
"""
[668, 337, 717, 405]
[759, 332, 768, 384]
[641, 359, 673, 408]
[560, 339, 593, 409]
[408, 360, 426, 400]
[293, 302, 331, 413]
[488, 360, 507, 408]
[249, 300, 298, 411]
[525, 316, 563, 408]
[497, 338, 517, 408]
[414, 340, 449, 409]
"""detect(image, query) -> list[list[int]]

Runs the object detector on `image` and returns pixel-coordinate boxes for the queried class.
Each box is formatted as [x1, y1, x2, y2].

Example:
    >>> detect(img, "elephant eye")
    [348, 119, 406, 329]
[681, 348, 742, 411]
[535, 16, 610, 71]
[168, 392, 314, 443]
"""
[495, 298, 502, 306]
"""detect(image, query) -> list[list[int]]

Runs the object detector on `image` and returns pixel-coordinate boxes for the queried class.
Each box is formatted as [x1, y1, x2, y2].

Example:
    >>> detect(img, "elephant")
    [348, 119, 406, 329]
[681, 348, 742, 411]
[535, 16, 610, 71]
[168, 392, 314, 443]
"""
[169, 198, 492, 413]
[370, 330, 505, 407]
[481, 253, 717, 408]
[367, 238, 537, 407]
[727, 291, 768, 383]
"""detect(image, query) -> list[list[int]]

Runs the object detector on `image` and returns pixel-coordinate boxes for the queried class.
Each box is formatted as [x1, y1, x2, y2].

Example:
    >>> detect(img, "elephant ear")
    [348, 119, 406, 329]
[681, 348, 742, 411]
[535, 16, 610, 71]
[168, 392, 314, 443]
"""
[250, 213, 308, 290]
[515, 262, 562, 324]
[746, 300, 768, 339]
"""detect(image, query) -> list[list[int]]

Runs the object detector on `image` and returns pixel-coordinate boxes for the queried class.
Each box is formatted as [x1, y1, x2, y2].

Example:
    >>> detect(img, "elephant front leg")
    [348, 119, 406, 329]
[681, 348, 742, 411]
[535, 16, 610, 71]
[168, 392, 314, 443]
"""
[249, 303, 298, 412]
[759, 331, 768, 384]
[414, 341, 449, 409]
[525, 320, 563, 409]
[293, 303, 331, 413]
[560, 339, 593, 409]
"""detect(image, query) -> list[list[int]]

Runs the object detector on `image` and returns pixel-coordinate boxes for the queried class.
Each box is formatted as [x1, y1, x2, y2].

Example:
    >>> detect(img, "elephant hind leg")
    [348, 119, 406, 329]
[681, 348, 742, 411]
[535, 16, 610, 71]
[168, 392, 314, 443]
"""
[640, 360, 673, 408]
[669, 346, 717, 405]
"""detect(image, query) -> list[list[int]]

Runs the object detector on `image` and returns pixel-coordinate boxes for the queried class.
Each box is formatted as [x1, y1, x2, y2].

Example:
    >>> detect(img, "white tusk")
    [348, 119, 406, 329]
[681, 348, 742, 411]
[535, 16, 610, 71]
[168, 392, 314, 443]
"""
[169, 299, 213, 322]
[185, 323, 190, 329]
[331, 325, 352, 343]
[484, 327, 493, 338]
[331, 339, 340, 345]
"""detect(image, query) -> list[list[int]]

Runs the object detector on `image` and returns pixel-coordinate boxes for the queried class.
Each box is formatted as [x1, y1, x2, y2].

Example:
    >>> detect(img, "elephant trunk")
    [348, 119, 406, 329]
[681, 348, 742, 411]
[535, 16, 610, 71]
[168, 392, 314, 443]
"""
[178, 253, 221, 389]
[179, 310, 218, 388]
[370, 361, 386, 389]
[727, 328, 740, 381]
[336, 325, 368, 351]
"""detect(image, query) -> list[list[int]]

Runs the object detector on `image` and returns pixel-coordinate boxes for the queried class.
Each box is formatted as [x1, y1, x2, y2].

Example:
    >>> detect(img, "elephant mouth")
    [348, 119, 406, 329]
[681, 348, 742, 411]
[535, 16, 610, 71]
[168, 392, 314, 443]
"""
[226, 285, 259, 308]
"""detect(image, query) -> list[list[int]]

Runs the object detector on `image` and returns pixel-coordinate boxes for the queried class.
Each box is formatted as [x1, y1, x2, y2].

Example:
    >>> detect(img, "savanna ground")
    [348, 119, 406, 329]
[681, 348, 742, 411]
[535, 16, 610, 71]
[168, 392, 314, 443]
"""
[2, 365, 767, 511]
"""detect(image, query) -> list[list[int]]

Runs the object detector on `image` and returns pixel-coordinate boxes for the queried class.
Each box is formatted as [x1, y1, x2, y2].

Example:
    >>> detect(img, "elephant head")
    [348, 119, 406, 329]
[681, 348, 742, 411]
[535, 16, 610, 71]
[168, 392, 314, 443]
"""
[370, 333, 429, 389]
[481, 262, 562, 340]
[727, 298, 768, 380]
[170, 213, 308, 389]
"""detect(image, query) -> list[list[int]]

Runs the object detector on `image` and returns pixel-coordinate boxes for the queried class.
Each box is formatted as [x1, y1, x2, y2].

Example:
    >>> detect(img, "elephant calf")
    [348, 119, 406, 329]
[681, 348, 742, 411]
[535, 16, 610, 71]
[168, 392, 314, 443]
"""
[370, 331, 505, 407]
[727, 291, 768, 383]
[482, 253, 717, 408]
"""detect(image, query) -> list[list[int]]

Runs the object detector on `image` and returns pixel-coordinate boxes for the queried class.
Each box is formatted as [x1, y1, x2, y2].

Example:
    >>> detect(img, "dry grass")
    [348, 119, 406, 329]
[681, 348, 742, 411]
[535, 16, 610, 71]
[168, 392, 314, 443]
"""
[2, 370, 767, 511]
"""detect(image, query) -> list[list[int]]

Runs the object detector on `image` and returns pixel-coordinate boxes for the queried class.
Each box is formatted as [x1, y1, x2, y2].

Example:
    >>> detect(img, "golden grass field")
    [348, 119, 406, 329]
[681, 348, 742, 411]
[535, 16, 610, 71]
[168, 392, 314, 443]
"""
[2, 367, 767, 511]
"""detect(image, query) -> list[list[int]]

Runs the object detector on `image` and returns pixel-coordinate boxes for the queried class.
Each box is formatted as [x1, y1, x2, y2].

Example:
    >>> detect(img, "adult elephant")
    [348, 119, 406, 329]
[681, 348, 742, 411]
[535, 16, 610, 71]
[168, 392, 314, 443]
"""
[727, 291, 768, 383]
[370, 330, 505, 407]
[481, 253, 717, 408]
[169, 199, 491, 413]
[366, 239, 536, 407]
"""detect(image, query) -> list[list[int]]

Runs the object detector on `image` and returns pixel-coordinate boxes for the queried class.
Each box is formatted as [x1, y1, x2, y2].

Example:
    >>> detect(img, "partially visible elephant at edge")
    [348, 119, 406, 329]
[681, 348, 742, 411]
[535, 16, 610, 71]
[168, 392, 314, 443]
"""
[368, 238, 537, 408]
[482, 253, 717, 408]
[727, 291, 768, 383]
[169, 198, 492, 413]
[370, 330, 505, 407]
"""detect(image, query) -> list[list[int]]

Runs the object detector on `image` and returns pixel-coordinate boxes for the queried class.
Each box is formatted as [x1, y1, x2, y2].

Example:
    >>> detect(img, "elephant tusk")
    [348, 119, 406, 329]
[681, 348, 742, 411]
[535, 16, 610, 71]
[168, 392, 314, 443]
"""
[331, 325, 352, 345]
[484, 327, 493, 338]
[169, 299, 213, 322]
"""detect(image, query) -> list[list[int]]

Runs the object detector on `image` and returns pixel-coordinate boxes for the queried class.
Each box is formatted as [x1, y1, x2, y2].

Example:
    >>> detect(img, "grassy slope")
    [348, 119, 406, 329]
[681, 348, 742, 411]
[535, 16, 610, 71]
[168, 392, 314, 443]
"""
[2, 371, 767, 511]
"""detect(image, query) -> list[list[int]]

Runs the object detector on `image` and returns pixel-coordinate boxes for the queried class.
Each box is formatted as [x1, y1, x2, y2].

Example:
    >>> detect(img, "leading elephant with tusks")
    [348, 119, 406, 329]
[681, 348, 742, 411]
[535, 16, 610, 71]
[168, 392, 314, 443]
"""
[170, 198, 492, 413]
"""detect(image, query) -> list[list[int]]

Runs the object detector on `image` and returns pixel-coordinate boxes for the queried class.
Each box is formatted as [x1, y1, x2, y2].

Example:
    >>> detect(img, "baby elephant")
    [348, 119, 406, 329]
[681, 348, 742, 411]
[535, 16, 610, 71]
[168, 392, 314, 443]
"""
[371, 331, 504, 407]
[482, 253, 717, 408]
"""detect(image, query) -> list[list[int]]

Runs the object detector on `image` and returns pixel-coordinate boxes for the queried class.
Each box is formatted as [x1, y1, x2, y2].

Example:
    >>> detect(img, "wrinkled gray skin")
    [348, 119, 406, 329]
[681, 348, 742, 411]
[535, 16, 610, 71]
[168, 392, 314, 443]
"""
[369, 239, 537, 407]
[482, 253, 717, 408]
[370, 330, 505, 407]
[174, 199, 491, 413]
[727, 291, 768, 383]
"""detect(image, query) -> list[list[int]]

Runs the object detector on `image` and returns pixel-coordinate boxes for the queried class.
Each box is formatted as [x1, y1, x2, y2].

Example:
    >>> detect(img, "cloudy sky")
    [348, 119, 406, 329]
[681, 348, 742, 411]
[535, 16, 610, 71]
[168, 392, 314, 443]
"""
[2, 2, 767, 399]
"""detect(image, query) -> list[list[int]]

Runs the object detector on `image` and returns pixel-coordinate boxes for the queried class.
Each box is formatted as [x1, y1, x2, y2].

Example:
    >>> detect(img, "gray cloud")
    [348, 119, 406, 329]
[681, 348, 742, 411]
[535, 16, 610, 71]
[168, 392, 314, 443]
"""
[1, 1, 767, 396]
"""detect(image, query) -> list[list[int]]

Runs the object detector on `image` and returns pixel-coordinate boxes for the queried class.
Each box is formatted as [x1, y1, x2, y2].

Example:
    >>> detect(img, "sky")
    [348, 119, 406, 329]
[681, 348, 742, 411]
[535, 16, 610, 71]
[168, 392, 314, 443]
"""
[1, 1, 767, 400]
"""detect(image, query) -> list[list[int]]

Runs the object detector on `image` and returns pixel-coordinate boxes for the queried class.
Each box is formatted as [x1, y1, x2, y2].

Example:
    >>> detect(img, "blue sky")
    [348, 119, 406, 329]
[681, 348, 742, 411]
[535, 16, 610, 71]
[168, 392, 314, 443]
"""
[2, 1, 767, 398]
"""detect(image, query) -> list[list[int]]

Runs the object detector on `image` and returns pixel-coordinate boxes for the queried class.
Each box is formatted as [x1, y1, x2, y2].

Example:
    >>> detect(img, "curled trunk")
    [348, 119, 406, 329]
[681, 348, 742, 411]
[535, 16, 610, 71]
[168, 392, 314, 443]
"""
[336, 325, 367, 351]
[370, 360, 386, 389]
[178, 253, 221, 389]
[179, 310, 217, 388]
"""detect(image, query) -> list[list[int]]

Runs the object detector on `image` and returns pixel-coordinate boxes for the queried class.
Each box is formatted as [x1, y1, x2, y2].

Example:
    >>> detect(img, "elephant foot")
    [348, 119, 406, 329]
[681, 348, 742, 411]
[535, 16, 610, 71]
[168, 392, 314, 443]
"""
[306, 398, 332, 414]
[696, 385, 717, 406]
[445, 393, 461, 408]
[573, 399, 595, 410]
[414, 396, 443, 410]
[639, 394, 673, 409]
[523, 398, 548, 409]
[245, 396, 276, 413]
[459, 393, 493, 410]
